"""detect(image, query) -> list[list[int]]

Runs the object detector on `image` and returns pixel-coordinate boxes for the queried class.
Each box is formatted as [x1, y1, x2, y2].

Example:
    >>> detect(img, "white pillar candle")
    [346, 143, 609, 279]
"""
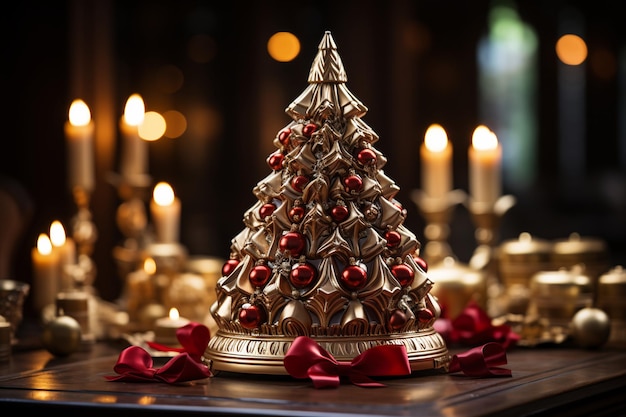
[119, 94, 147, 180]
[150, 182, 181, 243]
[49, 220, 76, 290]
[469, 125, 502, 206]
[65, 99, 95, 193]
[154, 307, 189, 346]
[31, 234, 59, 313]
[420, 123, 452, 199]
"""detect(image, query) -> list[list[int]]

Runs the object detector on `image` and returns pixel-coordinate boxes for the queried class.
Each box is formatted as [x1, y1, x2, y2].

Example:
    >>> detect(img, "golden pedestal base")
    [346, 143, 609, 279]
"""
[205, 329, 450, 375]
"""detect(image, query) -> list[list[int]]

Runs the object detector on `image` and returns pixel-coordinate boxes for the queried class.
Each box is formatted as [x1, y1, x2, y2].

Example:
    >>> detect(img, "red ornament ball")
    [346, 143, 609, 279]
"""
[385, 230, 402, 247]
[289, 205, 305, 223]
[388, 309, 407, 331]
[290, 263, 316, 288]
[267, 152, 284, 171]
[279, 231, 306, 257]
[357, 148, 377, 165]
[417, 308, 434, 324]
[291, 175, 308, 192]
[278, 128, 291, 146]
[341, 264, 368, 290]
[238, 303, 266, 329]
[259, 203, 276, 220]
[391, 264, 414, 287]
[344, 174, 363, 192]
[414, 256, 428, 272]
[330, 205, 349, 222]
[222, 259, 240, 276]
[302, 123, 317, 137]
[249, 264, 272, 287]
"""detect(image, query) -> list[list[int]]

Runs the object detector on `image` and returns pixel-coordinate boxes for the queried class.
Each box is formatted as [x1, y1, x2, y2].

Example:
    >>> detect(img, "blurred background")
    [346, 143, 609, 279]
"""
[3, 0, 625, 318]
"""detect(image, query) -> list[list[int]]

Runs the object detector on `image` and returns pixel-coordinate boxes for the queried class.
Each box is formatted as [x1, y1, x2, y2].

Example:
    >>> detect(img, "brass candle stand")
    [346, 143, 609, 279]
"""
[411, 189, 467, 266]
[69, 186, 98, 290]
[466, 195, 516, 316]
[109, 173, 153, 284]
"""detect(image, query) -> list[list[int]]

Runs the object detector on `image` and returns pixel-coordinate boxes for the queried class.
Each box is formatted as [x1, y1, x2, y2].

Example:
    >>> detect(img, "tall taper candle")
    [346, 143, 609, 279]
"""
[32, 233, 60, 313]
[469, 125, 502, 206]
[119, 94, 147, 180]
[420, 123, 452, 199]
[65, 99, 95, 193]
[150, 182, 181, 243]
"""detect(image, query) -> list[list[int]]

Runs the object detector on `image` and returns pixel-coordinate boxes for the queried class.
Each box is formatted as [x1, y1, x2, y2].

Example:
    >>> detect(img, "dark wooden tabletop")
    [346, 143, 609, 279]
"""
[0, 329, 625, 417]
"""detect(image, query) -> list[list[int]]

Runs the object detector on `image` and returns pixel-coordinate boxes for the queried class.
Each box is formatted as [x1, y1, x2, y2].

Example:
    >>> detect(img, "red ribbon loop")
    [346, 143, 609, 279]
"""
[284, 336, 411, 388]
[146, 322, 211, 361]
[448, 342, 512, 378]
[106, 322, 212, 384]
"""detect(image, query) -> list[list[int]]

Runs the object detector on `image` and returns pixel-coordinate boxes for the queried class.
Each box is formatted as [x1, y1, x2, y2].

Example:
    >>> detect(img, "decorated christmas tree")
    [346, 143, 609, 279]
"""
[205, 31, 449, 375]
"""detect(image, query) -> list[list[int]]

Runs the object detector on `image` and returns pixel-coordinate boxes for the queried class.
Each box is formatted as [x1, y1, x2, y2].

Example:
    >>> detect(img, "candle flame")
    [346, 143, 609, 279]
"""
[424, 124, 448, 152]
[124, 93, 145, 126]
[37, 233, 53, 255]
[49, 220, 67, 247]
[153, 182, 175, 206]
[143, 257, 157, 274]
[68, 99, 91, 126]
[169, 307, 180, 320]
[472, 125, 498, 151]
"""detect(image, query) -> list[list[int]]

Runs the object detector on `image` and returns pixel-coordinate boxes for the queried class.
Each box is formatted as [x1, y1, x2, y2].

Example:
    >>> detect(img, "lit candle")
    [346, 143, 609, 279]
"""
[150, 182, 181, 243]
[420, 123, 452, 199]
[49, 220, 76, 290]
[31, 233, 60, 313]
[119, 93, 147, 180]
[469, 125, 502, 206]
[154, 307, 189, 346]
[65, 99, 95, 193]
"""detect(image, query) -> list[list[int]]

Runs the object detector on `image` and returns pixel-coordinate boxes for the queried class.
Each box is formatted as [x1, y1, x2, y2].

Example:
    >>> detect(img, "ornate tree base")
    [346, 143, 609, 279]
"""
[205, 330, 450, 375]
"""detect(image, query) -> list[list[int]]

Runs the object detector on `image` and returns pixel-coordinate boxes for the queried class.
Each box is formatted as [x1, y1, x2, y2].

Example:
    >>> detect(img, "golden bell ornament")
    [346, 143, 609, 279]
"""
[41, 315, 82, 356]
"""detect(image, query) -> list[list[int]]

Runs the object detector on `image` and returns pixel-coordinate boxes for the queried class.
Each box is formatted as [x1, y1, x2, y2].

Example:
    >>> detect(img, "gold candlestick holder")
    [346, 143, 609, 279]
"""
[466, 195, 516, 317]
[109, 173, 153, 284]
[69, 186, 98, 290]
[411, 189, 467, 266]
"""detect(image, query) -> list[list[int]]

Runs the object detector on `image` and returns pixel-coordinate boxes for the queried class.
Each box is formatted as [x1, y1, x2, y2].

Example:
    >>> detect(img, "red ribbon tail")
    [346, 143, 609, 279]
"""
[449, 342, 512, 378]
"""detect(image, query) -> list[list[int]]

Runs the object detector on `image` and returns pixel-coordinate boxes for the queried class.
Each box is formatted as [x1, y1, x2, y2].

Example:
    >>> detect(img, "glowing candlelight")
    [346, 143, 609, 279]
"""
[31, 233, 59, 313]
[154, 307, 189, 346]
[119, 94, 147, 180]
[50, 220, 76, 290]
[150, 182, 181, 243]
[469, 125, 502, 206]
[420, 123, 452, 199]
[65, 99, 95, 193]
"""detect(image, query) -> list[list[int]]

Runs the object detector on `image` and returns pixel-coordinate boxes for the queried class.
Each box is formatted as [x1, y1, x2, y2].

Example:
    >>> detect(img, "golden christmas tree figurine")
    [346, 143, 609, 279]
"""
[204, 31, 449, 375]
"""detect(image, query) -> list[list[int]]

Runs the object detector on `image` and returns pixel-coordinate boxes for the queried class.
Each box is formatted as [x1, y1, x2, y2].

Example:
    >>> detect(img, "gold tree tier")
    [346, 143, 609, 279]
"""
[204, 31, 449, 375]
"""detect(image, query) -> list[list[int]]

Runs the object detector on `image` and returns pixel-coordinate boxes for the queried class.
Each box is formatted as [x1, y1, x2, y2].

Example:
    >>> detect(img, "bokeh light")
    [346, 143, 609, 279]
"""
[267, 32, 300, 62]
[162, 110, 187, 138]
[139, 111, 166, 141]
[556, 34, 587, 65]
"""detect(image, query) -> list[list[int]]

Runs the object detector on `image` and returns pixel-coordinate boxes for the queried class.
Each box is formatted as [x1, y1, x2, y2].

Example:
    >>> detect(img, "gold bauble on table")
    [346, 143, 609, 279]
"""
[41, 315, 82, 356]
[570, 307, 611, 349]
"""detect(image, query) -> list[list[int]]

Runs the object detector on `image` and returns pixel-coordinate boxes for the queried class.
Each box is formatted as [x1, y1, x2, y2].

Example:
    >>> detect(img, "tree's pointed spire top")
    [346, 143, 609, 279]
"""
[308, 31, 347, 83]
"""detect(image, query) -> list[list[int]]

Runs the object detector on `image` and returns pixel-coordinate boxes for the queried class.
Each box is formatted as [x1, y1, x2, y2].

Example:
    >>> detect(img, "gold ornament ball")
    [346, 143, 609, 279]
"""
[570, 307, 611, 349]
[41, 315, 82, 356]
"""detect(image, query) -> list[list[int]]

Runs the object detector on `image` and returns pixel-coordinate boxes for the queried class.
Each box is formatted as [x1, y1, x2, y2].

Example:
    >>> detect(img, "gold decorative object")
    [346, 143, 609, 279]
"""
[551, 232, 610, 287]
[597, 265, 626, 345]
[427, 256, 487, 320]
[41, 314, 82, 357]
[498, 232, 553, 314]
[570, 307, 611, 349]
[526, 265, 593, 328]
[69, 186, 98, 289]
[205, 31, 449, 375]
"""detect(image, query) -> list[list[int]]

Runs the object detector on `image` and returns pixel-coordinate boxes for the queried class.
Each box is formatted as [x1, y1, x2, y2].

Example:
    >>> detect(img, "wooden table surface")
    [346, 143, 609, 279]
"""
[0, 332, 625, 417]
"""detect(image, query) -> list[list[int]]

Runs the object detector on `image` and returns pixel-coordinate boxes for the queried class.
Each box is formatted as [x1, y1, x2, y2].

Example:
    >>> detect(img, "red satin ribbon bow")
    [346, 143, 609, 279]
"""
[449, 342, 512, 378]
[106, 322, 212, 383]
[283, 336, 411, 388]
